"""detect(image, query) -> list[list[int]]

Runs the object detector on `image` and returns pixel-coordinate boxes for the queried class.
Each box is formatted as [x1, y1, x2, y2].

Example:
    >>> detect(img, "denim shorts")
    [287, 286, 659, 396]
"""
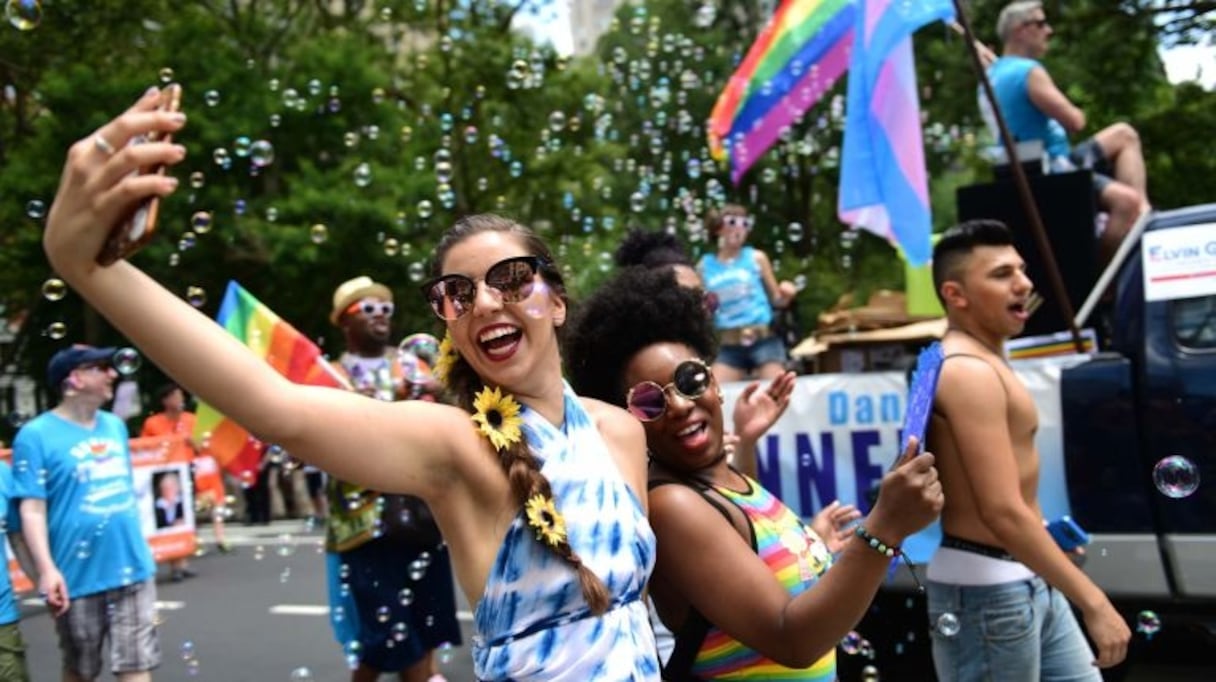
[927, 577, 1100, 682]
[715, 336, 788, 373]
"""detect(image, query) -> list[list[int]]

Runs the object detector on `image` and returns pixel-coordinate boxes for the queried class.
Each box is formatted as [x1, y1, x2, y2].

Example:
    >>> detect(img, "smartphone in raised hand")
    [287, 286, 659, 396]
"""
[96, 83, 183, 266]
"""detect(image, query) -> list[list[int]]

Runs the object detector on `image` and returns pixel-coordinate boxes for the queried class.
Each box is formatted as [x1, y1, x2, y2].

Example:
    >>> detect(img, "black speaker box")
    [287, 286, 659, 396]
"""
[956, 171, 1099, 338]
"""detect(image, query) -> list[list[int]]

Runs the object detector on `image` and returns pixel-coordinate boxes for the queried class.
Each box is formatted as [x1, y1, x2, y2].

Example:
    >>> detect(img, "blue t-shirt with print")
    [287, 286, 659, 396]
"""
[0, 461, 23, 625]
[12, 411, 154, 598]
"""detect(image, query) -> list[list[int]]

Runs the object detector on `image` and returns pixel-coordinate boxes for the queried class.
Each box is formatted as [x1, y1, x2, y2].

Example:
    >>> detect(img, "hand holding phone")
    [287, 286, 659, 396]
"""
[96, 83, 183, 266]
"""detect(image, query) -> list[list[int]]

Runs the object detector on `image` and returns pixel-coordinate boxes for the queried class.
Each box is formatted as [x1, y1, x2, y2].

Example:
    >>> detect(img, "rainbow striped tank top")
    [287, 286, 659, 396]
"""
[689, 476, 836, 681]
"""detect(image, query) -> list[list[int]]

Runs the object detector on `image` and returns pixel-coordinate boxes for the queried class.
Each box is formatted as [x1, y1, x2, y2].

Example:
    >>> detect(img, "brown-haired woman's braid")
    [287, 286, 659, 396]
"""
[446, 353, 611, 615]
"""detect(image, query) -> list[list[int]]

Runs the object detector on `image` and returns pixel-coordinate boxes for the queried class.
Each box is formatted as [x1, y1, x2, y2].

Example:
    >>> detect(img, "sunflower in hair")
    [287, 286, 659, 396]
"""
[525, 494, 568, 548]
[471, 386, 523, 451]
[433, 331, 459, 384]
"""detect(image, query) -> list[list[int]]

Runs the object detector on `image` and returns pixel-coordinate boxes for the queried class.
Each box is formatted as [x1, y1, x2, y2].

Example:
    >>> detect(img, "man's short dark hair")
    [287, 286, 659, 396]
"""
[932, 220, 1016, 303]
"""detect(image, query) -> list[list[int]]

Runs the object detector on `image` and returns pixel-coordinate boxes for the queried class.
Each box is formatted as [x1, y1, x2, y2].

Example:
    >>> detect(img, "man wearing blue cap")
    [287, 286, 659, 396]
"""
[12, 345, 159, 681]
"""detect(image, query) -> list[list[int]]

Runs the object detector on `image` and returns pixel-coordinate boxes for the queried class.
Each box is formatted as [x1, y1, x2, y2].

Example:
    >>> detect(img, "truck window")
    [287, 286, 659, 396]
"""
[1173, 295, 1216, 350]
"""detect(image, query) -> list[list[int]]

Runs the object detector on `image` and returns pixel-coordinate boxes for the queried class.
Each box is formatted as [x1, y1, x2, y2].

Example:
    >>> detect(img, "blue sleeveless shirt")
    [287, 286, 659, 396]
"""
[698, 247, 772, 331]
[986, 56, 1070, 158]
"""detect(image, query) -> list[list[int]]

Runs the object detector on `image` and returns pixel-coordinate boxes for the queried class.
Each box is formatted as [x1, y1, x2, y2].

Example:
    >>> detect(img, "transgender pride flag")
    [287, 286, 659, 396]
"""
[837, 0, 954, 266]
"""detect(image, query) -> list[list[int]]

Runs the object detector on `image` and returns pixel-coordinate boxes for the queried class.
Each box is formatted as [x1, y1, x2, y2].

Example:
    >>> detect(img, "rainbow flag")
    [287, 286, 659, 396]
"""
[708, 0, 856, 183]
[193, 281, 345, 481]
[837, 0, 954, 266]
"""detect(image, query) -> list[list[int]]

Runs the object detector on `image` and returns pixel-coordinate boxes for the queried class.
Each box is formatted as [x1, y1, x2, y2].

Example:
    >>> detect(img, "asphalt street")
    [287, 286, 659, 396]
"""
[17, 521, 1211, 680]
[19, 520, 478, 681]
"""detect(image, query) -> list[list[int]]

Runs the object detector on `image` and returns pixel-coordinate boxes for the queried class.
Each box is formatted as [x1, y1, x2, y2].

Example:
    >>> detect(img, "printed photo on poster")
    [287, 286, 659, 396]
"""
[139, 465, 194, 534]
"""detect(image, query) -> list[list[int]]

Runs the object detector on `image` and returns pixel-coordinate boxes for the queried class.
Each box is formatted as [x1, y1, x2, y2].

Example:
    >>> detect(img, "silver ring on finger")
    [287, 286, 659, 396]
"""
[93, 134, 117, 156]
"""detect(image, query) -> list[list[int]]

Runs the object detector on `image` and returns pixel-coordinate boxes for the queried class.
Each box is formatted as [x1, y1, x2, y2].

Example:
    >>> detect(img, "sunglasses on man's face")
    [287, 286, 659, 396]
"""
[625, 359, 714, 422]
[421, 256, 546, 321]
[348, 299, 395, 318]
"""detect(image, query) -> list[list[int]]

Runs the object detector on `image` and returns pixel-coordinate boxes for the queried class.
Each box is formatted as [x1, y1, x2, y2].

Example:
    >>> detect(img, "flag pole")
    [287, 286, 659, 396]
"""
[950, 1, 1086, 353]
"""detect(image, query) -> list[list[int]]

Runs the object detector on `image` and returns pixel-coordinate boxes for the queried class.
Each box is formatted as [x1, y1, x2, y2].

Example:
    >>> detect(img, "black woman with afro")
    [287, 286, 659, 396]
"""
[565, 266, 943, 681]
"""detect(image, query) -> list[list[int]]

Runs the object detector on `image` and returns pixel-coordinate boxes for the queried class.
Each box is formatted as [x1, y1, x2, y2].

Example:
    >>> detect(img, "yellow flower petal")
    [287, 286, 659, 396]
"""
[434, 331, 459, 384]
[470, 386, 523, 452]
[525, 494, 567, 548]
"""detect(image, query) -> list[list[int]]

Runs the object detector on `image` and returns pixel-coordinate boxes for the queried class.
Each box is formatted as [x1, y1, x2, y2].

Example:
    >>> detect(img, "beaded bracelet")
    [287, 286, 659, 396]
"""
[854, 525, 898, 557]
[854, 525, 925, 592]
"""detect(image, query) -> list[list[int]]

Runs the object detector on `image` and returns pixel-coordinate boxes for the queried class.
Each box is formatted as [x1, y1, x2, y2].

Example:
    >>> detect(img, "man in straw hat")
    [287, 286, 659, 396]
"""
[323, 276, 461, 682]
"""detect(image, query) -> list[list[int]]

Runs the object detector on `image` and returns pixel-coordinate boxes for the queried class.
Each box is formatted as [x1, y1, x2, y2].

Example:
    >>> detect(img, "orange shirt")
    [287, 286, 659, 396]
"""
[140, 411, 198, 460]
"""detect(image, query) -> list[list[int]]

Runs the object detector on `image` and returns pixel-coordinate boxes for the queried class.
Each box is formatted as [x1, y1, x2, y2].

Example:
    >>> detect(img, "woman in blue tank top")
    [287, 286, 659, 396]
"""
[697, 205, 798, 383]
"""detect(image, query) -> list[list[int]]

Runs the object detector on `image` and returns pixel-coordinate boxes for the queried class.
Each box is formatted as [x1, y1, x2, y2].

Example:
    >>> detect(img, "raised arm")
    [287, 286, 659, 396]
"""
[651, 441, 940, 667]
[752, 249, 796, 309]
[730, 370, 796, 479]
[41, 89, 477, 501]
[935, 359, 1129, 667]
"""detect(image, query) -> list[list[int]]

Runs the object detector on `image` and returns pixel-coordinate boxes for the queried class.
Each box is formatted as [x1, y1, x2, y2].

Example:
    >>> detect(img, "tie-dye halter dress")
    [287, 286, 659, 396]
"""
[472, 382, 660, 681]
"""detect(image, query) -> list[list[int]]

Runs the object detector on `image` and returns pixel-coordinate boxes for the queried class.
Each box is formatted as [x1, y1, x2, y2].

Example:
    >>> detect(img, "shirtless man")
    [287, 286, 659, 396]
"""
[925, 220, 1130, 680]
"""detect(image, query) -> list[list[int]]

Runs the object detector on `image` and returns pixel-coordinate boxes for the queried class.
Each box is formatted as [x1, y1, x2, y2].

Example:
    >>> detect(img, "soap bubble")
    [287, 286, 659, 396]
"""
[203, 90, 220, 107]
[5, 0, 42, 30]
[353, 163, 372, 187]
[191, 211, 213, 234]
[840, 631, 861, 655]
[25, 199, 45, 219]
[41, 278, 67, 301]
[399, 334, 440, 367]
[935, 612, 960, 637]
[249, 140, 275, 167]
[45, 322, 66, 340]
[185, 286, 207, 308]
[113, 348, 141, 375]
[1135, 610, 1161, 639]
[158, 67, 175, 83]
[309, 224, 329, 244]
[189, 172, 205, 189]
[398, 588, 414, 606]
[290, 667, 313, 681]
[407, 262, 426, 283]
[1153, 456, 1199, 498]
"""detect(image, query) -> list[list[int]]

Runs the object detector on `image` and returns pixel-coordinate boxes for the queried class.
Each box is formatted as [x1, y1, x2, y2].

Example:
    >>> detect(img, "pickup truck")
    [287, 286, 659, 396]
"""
[721, 205, 1216, 680]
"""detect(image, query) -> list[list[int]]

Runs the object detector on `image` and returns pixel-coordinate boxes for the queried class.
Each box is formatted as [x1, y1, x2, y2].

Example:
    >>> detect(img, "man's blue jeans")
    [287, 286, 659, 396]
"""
[928, 577, 1101, 681]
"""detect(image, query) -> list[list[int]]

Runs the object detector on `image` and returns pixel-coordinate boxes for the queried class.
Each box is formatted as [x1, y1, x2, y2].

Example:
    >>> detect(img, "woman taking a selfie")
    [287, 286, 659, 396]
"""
[42, 89, 658, 680]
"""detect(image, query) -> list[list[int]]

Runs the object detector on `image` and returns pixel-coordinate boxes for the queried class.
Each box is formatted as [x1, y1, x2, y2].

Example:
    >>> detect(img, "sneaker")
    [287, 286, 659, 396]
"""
[170, 570, 184, 583]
